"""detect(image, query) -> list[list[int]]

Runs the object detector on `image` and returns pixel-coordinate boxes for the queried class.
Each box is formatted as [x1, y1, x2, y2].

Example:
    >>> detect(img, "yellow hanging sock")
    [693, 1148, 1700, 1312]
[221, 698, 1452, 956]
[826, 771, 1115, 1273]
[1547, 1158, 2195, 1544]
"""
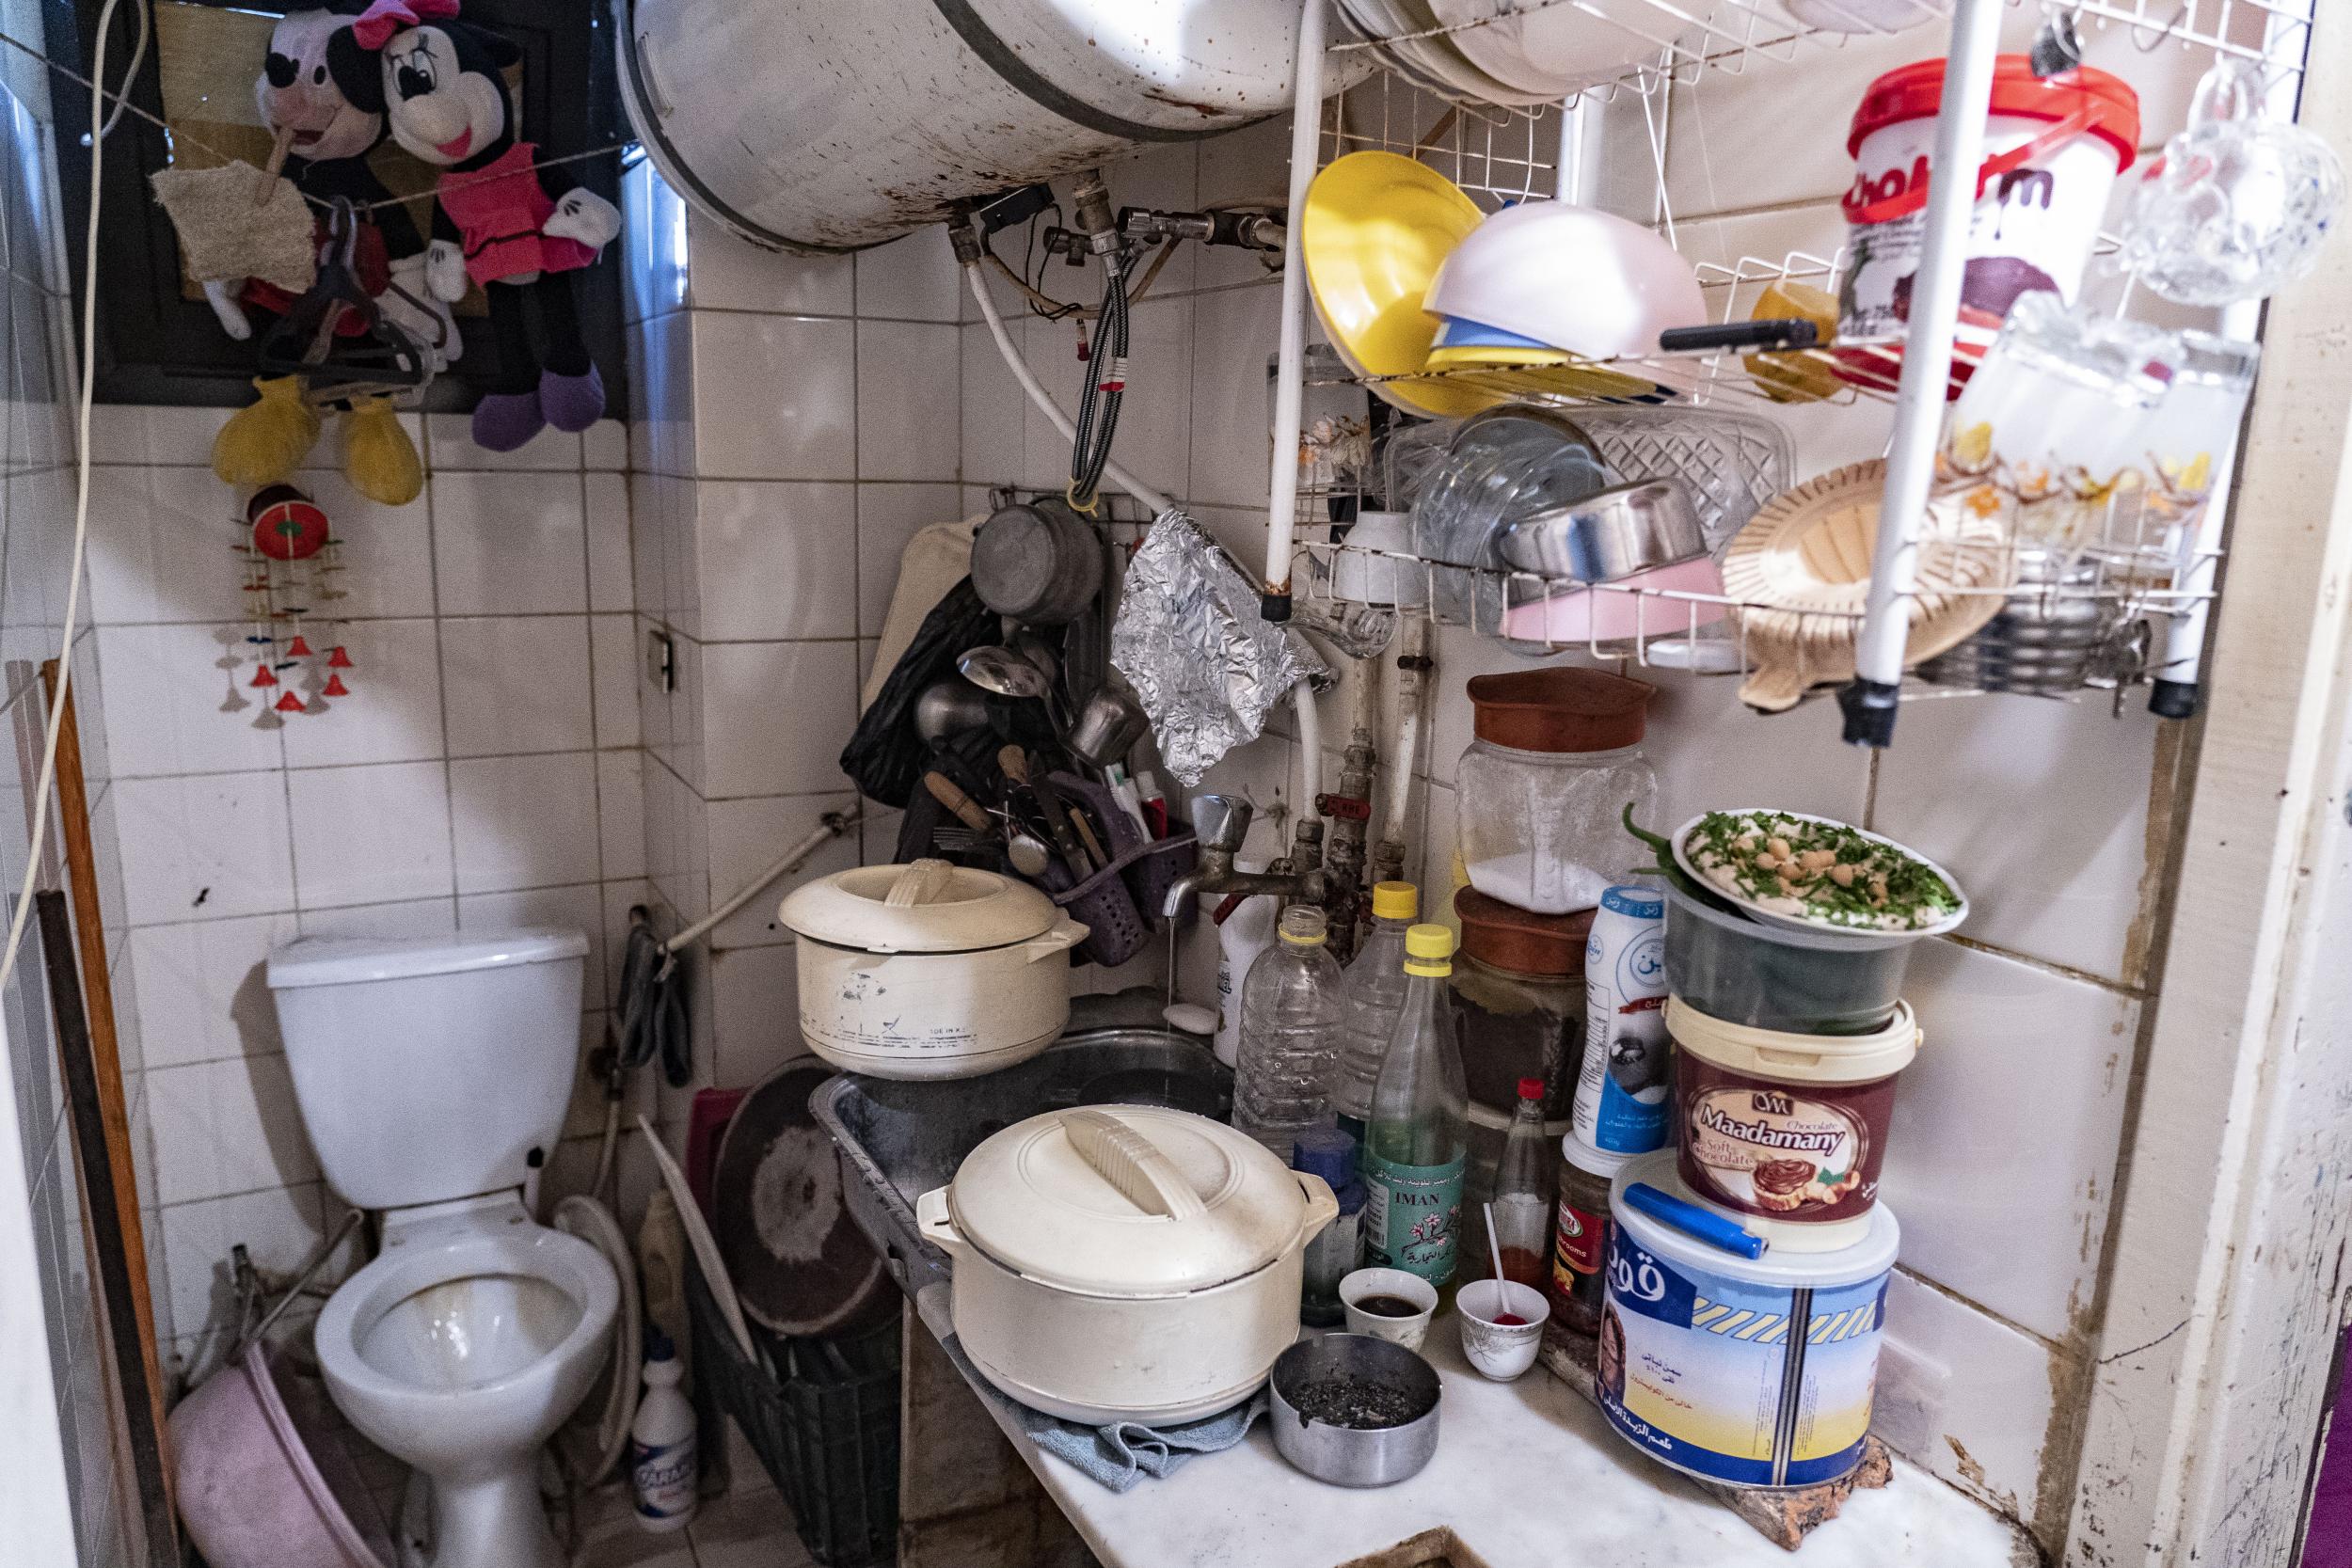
[213, 375, 321, 488]
[342, 396, 424, 506]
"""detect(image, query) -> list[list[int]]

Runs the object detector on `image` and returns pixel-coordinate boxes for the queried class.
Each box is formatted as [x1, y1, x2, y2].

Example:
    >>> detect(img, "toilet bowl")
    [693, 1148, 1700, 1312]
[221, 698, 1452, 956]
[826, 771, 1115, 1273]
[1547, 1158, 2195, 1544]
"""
[266, 928, 613, 1568]
[313, 1195, 617, 1568]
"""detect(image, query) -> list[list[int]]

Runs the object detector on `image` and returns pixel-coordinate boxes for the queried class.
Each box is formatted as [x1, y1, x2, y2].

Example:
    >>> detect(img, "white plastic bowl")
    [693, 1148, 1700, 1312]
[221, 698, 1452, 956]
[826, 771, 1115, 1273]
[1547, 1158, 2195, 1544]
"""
[1424, 201, 1706, 363]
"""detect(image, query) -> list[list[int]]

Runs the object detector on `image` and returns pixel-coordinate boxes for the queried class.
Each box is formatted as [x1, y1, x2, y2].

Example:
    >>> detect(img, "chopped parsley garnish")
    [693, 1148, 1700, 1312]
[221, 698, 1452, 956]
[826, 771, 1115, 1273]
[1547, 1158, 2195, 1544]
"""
[1683, 811, 1959, 932]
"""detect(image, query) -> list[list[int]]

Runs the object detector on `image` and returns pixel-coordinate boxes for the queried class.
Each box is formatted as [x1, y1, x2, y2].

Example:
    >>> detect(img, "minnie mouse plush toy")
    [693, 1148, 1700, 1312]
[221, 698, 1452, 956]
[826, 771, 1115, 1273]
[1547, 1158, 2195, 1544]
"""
[334, 0, 620, 452]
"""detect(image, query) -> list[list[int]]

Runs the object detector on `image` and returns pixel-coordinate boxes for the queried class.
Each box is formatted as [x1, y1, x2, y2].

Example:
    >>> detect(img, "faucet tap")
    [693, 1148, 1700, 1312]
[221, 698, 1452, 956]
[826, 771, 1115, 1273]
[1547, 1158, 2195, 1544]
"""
[1161, 794, 1322, 918]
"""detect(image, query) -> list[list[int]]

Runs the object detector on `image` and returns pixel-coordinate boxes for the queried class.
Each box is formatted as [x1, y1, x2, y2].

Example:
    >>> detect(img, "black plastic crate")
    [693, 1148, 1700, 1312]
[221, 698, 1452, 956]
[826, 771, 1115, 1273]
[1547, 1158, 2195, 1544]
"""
[686, 1259, 902, 1567]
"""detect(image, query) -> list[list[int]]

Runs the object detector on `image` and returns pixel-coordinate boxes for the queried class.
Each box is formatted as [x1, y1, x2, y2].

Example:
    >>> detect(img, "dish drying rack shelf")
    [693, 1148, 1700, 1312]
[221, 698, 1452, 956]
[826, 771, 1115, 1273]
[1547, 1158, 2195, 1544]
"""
[1263, 0, 2314, 744]
[1327, 0, 2312, 109]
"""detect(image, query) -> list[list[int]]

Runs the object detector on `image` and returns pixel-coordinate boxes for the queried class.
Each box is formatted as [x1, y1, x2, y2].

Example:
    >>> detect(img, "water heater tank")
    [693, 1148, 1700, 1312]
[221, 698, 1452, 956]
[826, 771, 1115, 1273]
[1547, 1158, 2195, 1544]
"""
[618, 0, 1321, 253]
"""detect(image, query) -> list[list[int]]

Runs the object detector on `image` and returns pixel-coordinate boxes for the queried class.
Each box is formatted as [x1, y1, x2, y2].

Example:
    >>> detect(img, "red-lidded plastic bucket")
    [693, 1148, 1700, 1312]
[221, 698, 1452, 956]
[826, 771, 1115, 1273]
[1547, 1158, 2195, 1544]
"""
[1835, 55, 2139, 399]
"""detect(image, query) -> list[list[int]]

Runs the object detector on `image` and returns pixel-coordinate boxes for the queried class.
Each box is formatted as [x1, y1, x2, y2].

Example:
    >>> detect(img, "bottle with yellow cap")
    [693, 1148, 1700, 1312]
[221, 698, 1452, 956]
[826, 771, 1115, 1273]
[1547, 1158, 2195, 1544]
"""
[1361, 923, 1470, 1300]
[1329, 881, 1421, 1148]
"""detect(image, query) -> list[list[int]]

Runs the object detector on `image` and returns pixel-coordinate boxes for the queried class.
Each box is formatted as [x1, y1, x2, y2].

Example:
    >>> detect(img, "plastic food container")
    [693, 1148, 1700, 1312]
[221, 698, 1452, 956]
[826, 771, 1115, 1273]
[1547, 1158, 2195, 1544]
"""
[1667, 997, 1921, 1252]
[1455, 668, 1657, 916]
[1598, 1153, 1899, 1489]
[1836, 55, 2139, 398]
[1661, 875, 1915, 1033]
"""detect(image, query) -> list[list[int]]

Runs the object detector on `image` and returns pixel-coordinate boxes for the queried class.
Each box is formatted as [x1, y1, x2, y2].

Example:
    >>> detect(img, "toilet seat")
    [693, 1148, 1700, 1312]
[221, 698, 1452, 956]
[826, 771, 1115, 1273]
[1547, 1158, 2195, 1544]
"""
[314, 1196, 619, 1466]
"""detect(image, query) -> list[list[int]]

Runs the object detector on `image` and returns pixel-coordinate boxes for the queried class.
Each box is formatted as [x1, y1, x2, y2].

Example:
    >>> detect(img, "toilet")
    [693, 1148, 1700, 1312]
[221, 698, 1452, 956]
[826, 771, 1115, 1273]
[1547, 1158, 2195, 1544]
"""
[267, 928, 618, 1568]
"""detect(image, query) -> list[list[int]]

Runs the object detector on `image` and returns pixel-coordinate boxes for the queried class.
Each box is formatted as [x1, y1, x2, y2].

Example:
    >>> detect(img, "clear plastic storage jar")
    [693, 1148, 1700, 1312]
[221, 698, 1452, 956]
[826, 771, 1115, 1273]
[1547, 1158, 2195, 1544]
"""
[1456, 669, 1658, 917]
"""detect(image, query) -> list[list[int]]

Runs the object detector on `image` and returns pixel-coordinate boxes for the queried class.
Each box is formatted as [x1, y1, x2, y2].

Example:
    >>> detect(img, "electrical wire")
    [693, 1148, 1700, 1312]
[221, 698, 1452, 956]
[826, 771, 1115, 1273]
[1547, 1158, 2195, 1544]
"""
[967, 261, 1172, 517]
[0, 0, 122, 1004]
[92, 0, 145, 139]
[1066, 250, 1130, 514]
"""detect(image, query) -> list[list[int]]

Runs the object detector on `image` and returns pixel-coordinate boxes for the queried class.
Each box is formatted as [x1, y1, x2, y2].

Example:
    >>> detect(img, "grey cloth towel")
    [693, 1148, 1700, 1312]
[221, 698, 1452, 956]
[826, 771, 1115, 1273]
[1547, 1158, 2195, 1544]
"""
[939, 1332, 1268, 1493]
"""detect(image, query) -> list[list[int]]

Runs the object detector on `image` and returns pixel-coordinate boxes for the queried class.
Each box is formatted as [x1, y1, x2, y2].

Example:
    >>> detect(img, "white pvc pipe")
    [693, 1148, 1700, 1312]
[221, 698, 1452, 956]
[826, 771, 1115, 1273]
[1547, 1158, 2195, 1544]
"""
[966, 263, 1175, 517]
[1850, 0, 2004, 728]
[1294, 683, 1323, 824]
[1260, 0, 1329, 608]
[660, 806, 859, 956]
[1380, 621, 1430, 848]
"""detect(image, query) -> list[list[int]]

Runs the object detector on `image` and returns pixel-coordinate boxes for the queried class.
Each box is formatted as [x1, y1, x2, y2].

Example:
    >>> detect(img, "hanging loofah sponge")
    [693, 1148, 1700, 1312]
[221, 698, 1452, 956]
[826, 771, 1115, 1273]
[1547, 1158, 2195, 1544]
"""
[214, 376, 322, 488]
[341, 396, 423, 506]
[151, 164, 317, 293]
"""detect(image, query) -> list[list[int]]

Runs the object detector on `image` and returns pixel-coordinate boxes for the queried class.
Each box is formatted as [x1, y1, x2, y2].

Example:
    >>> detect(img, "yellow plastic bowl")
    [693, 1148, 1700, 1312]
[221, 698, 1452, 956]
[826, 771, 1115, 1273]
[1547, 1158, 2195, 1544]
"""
[1422, 342, 1667, 404]
[1301, 152, 1489, 419]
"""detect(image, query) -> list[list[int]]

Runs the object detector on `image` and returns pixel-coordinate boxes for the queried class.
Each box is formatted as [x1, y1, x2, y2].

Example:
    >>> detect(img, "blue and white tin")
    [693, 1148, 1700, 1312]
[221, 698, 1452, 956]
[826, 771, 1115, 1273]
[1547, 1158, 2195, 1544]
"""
[1597, 1152, 1900, 1489]
[1572, 883, 1670, 1154]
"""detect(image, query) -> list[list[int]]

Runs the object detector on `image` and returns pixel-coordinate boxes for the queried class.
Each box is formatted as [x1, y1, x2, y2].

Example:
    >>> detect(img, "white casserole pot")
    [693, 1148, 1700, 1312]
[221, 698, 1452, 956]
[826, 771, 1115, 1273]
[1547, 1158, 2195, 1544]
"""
[916, 1106, 1339, 1425]
[776, 860, 1089, 1081]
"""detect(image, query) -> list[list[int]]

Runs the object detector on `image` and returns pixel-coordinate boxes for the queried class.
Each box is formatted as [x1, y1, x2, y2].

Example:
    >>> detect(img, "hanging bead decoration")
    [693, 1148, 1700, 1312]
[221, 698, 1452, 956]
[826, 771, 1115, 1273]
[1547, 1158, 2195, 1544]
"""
[230, 483, 357, 729]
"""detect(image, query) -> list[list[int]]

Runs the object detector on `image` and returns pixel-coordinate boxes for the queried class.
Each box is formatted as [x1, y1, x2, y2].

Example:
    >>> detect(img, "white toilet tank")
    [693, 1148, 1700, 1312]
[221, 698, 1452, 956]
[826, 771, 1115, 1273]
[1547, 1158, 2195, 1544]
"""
[267, 929, 591, 1211]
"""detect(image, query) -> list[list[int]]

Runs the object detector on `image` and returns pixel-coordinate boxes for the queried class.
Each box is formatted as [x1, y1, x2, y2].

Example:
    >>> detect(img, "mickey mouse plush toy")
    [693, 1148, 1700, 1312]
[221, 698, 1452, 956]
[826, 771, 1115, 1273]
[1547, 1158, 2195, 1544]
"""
[335, 0, 621, 452]
[210, 0, 457, 368]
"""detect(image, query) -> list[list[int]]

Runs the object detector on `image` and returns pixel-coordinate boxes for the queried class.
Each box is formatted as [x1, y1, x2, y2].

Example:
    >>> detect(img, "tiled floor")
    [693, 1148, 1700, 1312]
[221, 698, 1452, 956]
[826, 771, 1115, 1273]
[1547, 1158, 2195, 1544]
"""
[569, 1478, 814, 1568]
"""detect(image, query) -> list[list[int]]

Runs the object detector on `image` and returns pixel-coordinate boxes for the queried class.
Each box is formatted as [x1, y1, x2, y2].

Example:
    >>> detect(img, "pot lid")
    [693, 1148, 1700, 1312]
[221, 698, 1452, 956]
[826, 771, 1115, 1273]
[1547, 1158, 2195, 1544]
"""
[775, 859, 1056, 953]
[1456, 890, 1596, 976]
[946, 1106, 1313, 1298]
[1466, 667, 1655, 752]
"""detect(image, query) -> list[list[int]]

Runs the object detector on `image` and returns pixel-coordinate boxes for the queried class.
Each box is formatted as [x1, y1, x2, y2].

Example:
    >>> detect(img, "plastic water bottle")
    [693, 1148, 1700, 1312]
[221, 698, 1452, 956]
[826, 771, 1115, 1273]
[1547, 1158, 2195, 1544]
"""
[628, 1329, 697, 1532]
[1232, 906, 1343, 1156]
[1327, 881, 1420, 1150]
[1362, 925, 1470, 1301]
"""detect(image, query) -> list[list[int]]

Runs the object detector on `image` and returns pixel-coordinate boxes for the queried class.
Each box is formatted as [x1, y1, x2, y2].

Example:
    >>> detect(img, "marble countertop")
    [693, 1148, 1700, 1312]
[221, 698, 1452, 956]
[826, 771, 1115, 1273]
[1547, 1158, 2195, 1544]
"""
[912, 1287, 2033, 1568]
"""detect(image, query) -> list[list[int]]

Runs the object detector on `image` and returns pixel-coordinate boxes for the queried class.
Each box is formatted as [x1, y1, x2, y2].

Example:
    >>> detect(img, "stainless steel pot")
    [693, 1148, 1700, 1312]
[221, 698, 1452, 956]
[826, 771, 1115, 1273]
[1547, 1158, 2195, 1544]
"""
[972, 499, 1103, 626]
[1492, 477, 1708, 584]
[1267, 1335, 1441, 1487]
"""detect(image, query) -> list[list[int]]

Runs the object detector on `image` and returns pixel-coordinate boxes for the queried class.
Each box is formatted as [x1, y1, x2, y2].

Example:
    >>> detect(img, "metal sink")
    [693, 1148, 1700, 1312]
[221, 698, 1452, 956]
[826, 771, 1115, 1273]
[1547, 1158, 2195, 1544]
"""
[811, 990, 1231, 1298]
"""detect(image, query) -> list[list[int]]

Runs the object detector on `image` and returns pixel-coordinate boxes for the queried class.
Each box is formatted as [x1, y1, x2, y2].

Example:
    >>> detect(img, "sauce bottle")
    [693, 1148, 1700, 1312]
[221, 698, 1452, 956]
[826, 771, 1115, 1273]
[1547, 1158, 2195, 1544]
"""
[1490, 1077, 1553, 1291]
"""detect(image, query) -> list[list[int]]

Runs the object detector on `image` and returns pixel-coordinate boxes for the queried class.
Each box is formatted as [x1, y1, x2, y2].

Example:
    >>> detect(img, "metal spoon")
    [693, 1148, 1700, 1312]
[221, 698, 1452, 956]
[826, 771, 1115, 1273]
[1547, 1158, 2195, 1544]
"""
[1005, 832, 1053, 878]
[960, 644, 1073, 733]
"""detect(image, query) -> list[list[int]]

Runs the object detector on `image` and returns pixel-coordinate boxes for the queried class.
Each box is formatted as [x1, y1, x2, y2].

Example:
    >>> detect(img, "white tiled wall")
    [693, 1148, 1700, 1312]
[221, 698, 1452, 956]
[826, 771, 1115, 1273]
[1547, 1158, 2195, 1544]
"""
[965, 29, 2217, 1550]
[621, 164, 959, 1153]
[0, 16, 151, 1560]
[80, 401, 646, 1381]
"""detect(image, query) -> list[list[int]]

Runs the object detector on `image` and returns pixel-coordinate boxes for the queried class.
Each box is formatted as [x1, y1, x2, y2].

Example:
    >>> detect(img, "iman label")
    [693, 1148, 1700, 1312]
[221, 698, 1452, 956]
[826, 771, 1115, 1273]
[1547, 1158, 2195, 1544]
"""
[1362, 1152, 1465, 1284]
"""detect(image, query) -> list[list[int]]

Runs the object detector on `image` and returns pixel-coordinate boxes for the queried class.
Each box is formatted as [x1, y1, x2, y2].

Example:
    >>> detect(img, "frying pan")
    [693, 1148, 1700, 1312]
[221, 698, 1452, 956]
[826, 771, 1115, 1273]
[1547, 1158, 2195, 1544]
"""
[712, 1057, 897, 1338]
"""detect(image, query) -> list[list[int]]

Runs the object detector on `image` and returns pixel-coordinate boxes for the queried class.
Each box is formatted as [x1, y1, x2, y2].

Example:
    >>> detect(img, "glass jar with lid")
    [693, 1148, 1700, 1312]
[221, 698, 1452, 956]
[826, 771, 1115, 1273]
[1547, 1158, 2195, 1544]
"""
[1455, 669, 1658, 917]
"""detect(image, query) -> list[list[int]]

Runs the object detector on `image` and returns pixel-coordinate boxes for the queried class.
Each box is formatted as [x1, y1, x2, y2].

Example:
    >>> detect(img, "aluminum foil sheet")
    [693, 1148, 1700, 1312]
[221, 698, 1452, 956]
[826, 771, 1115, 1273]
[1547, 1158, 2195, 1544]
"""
[1111, 511, 1330, 785]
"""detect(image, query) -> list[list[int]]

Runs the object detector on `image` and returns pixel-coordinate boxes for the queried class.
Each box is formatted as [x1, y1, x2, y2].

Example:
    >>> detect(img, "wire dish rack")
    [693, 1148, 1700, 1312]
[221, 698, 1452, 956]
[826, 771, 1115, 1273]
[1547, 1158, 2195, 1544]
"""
[1264, 0, 2315, 731]
[1328, 0, 2312, 105]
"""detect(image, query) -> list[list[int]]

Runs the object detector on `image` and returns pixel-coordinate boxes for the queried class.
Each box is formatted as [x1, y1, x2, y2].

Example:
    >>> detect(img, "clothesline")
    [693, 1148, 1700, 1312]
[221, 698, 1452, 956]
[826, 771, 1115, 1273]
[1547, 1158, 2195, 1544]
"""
[0, 21, 630, 218]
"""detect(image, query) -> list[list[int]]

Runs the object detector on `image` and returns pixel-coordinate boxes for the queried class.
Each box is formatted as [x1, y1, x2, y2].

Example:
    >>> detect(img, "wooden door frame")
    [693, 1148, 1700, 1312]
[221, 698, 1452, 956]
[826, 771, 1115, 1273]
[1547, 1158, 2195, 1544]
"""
[2066, 10, 2352, 1561]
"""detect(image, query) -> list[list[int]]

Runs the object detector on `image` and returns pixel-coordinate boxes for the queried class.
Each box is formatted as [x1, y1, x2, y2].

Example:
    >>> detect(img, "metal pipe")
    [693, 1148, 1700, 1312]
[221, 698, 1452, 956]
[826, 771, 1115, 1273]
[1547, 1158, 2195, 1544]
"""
[1260, 0, 1329, 620]
[1380, 621, 1432, 850]
[1839, 0, 2004, 749]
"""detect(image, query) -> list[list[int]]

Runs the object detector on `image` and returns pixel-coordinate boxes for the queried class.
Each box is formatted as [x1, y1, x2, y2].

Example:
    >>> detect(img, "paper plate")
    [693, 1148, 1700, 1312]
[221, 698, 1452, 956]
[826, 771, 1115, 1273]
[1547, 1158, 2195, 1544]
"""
[1721, 459, 2012, 712]
[1302, 152, 1491, 419]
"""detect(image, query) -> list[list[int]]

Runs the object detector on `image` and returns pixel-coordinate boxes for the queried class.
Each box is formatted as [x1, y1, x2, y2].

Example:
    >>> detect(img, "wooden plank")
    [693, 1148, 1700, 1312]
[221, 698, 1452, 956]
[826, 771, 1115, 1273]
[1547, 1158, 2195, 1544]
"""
[36, 891, 175, 1567]
[2062, 9, 2352, 1561]
[35, 662, 170, 1471]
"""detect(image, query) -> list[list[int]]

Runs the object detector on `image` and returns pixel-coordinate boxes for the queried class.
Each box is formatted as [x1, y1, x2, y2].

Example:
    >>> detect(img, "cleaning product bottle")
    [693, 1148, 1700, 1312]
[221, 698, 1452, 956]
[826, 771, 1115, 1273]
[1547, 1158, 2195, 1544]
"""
[1328, 881, 1419, 1149]
[1362, 924, 1470, 1303]
[1232, 906, 1344, 1156]
[1292, 1125, 1367, 1326]
[1212, 861, 1279, 1068]
[628, 1329, 697, 1532]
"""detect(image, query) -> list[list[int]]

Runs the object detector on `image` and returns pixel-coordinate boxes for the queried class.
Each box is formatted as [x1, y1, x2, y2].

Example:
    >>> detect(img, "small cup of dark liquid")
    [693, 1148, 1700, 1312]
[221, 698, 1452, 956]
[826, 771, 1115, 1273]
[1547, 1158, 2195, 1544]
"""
[1339, 1268, 1438, 1351]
